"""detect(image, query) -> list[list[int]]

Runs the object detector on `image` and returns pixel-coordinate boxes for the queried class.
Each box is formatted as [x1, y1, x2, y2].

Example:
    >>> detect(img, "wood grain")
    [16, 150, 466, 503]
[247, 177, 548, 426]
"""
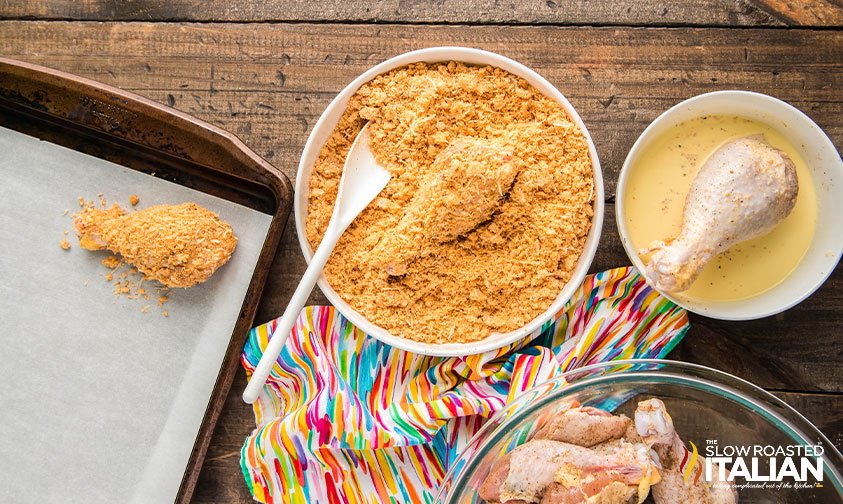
[1, 21, 841, 197]
[3, 0, 843, 28]
[774, 391, 843, 450]
[755, 0, 843, 25]
[1, 19, 841, 502]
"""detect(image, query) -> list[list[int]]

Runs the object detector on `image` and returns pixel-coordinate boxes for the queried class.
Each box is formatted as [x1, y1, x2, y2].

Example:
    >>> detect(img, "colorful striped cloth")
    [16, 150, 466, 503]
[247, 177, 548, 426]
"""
[239, 267, 689, 503]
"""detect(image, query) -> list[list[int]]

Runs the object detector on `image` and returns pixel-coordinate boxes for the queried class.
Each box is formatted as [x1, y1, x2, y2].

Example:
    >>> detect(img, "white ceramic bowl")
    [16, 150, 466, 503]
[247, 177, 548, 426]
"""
[295, 47, 604, 356]
[617, 90, 843, 320]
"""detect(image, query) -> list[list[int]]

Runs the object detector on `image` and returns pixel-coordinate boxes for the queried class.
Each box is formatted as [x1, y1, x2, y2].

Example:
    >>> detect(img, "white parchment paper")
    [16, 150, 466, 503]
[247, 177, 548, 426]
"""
[0, 126, 273, 503]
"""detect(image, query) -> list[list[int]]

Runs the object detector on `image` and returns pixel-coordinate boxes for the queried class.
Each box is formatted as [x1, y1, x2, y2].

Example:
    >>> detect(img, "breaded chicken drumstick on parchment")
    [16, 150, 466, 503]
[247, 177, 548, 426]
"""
[73, 202, 237, 288]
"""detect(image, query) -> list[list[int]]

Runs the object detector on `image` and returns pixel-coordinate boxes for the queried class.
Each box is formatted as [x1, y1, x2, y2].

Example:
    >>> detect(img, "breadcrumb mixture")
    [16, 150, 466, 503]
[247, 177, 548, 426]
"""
[306, 62, 594, 343]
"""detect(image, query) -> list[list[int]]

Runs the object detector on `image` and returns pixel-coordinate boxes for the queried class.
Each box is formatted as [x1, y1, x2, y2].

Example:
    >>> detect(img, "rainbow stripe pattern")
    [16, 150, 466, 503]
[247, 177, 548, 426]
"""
[240, 267, 689, 503]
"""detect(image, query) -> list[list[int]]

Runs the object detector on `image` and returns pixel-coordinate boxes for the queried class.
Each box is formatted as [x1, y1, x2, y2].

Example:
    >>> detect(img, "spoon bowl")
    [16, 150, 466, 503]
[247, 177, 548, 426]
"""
[331, 125, 392, 228]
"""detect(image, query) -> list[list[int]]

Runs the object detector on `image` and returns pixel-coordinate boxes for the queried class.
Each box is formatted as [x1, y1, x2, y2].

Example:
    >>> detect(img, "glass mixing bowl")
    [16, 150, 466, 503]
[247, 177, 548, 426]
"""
[436, 359, 843, 503]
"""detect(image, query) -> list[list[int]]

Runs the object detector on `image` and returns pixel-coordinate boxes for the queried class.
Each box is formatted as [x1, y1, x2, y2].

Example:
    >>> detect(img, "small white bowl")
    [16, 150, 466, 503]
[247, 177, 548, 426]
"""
[294, 47, 604, 356]
[617, 90, 843, 320]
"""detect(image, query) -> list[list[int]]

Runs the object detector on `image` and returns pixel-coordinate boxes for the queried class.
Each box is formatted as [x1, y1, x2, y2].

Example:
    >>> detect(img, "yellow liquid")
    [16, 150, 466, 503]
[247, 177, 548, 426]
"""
[624, 115, 817, 302]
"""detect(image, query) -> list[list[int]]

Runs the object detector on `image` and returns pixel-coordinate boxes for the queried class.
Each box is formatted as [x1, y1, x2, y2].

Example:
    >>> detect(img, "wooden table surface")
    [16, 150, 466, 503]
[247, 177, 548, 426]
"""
[3, 1, 843, 502]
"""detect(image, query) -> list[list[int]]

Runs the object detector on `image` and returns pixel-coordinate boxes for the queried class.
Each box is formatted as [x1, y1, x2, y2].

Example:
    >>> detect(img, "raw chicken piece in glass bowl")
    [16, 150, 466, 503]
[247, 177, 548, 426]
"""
[435, 360, 843, 504]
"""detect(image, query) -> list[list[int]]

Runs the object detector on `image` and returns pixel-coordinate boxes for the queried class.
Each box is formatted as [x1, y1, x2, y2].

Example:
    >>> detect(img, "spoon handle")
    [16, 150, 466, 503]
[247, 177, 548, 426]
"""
[242, 227, 343, 404]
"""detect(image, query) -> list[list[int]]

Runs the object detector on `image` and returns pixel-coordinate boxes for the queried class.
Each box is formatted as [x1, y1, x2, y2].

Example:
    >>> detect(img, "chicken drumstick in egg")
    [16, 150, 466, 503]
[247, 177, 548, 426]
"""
[643, 136, 798, 292]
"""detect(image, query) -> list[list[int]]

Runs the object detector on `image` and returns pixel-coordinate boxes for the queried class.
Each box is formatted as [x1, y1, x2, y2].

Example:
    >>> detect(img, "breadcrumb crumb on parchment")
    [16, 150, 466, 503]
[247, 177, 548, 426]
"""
[305, 62, 594, 344]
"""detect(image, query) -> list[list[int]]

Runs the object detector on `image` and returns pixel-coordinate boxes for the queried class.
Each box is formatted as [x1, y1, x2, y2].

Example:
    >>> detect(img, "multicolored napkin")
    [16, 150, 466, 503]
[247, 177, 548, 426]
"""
[239, 267, 689, 503]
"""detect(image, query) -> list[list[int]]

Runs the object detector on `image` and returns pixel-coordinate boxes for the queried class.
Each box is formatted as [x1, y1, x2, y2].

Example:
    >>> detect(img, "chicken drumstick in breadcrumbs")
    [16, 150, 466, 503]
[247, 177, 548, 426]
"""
[368, 137, 523, 276]
[73, 202, 237, 288]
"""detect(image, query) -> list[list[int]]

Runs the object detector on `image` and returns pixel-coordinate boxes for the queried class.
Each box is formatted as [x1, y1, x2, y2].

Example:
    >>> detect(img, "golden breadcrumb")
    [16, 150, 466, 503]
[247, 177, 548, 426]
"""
[129, 194, 139, 206]
[102, 255, 122, 268]
[59, 237, 71, 250]
[74, 202, 237, 288]
[306, 62, 594, 344]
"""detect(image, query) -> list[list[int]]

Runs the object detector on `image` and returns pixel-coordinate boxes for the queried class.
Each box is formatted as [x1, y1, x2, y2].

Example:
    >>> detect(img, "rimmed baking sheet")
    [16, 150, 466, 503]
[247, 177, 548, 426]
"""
[0, 125, 273, 503]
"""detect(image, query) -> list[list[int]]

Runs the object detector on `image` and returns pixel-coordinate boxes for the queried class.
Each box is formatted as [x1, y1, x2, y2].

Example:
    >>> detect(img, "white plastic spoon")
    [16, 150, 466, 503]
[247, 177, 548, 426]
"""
[242, 124, 390, 404]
